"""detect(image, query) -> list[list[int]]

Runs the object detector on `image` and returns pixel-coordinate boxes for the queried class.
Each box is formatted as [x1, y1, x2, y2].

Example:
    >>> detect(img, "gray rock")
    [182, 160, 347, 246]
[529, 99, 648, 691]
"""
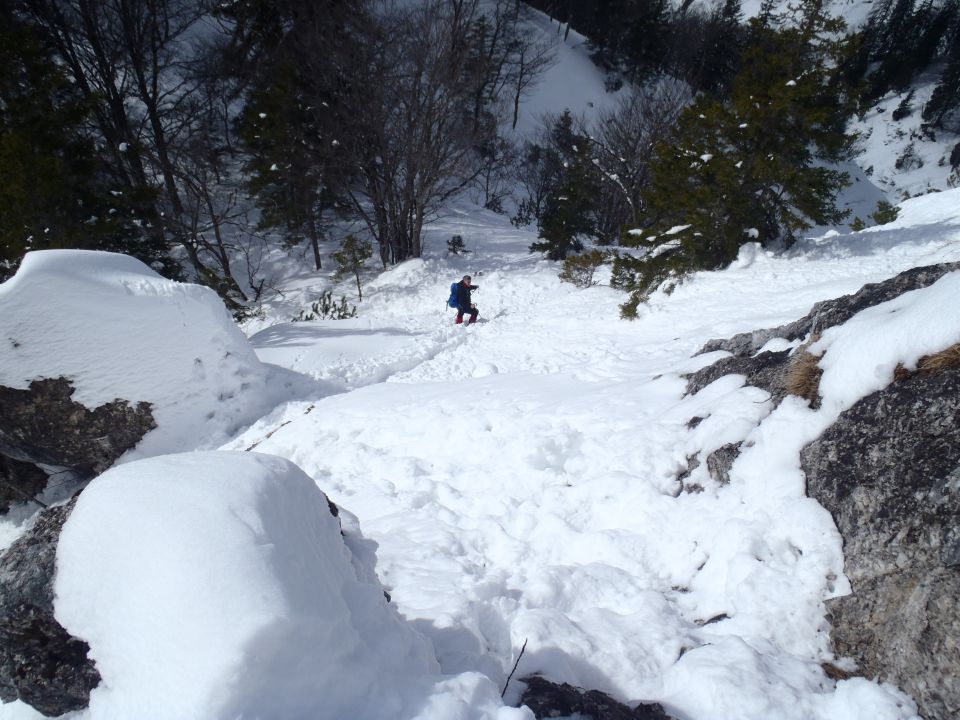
[697, 262, 959, 358]
[802, 365, 960, 720]
[519, 675, 677, 720]
[0, 377, 155, 512]
[0, 456, 48, 515]
[686, 349, 791, 402]
[705, 443, 741, 486]
[0, 498, 100, 715]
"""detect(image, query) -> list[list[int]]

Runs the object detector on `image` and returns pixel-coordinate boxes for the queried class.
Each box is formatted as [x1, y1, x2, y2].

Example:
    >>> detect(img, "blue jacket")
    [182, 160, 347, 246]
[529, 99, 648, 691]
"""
[455, 281, 478, 311]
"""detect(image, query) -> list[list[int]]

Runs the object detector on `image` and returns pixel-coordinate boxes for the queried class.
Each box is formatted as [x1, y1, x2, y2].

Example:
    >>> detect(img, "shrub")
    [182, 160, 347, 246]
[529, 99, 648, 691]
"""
[446, 234, 469, 255]
[785, 343, 823, 407]
[332, 234, 373, 301]
[293, 291, 357, 321]
[559, 249, 606, 288]
[849, 216, 866, 231]
[871, 200, 899, 225]
[892, 90, 915, 121]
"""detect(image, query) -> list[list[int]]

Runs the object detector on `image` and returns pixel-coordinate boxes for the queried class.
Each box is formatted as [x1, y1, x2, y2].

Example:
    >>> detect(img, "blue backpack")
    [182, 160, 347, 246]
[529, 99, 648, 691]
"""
[447, 282, 458, 308]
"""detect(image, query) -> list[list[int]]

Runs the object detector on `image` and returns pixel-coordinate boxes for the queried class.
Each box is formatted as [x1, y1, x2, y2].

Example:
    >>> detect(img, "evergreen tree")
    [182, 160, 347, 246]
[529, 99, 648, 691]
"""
[233, 0, 364, 271]
[0, 11, 168, 280]
[614, 0, 854, 316]
[529, 112, 598, 260]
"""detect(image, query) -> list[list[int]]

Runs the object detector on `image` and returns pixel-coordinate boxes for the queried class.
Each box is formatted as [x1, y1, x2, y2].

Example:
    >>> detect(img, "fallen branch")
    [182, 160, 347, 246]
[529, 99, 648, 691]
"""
[501, 638, 528, 698]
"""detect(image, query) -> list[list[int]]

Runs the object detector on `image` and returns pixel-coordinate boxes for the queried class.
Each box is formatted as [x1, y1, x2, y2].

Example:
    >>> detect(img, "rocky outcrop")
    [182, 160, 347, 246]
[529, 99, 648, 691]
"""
[696, 262, 960, 359]
[686, 263, 960, 407]
[801, 365, 960, 720]
[682, 262, 960, 720]
[0, 498, 101, 715]
[0, 456, 48, 513]
[519, 675, 677, 720]
[0, 377, 155, 513]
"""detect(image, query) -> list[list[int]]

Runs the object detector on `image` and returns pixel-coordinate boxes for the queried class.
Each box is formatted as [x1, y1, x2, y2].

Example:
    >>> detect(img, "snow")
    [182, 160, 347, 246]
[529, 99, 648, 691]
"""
[54, 451, 523, 720]
[2, 4, 958, 716]
[0, 250, 314, 462]
[2, 188, 956, 719]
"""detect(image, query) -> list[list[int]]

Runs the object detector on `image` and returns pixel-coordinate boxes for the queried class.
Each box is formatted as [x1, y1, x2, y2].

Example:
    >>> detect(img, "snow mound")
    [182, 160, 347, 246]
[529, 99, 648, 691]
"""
[54, 451, 526, 720]
[0, 250, 306, 460]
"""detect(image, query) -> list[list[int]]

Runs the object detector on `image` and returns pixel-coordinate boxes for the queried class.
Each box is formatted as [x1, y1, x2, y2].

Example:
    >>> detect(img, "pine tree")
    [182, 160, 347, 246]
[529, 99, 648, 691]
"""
[614, 0, 854, 316]
[529, 112, 598, 260]
[0, 12, 169, 281]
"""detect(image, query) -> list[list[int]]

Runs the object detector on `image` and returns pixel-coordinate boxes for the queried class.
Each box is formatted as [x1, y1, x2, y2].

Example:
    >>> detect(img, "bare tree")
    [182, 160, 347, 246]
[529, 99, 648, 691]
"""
[345, 1, 485, 266]
[590, 78, 691, 241]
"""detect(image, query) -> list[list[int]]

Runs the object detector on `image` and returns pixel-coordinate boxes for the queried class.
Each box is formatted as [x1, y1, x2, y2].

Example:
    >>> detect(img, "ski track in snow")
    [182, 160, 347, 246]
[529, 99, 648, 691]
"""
[222, 200, 960, 718]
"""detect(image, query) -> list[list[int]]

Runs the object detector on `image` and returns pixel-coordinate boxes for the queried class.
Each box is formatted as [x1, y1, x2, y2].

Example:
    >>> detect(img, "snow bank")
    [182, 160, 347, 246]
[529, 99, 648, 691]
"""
[54, 451, 527, 720]
[0, 250, 308, 460]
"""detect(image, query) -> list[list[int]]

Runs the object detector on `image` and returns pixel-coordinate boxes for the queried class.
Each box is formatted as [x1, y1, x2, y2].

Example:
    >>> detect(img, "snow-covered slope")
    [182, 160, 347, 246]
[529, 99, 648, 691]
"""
[2, 187, 959, 720]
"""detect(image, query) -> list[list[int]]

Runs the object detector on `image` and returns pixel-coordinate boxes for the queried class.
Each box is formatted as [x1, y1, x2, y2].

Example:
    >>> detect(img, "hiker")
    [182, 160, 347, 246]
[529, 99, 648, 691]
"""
[454, 274, 479, 324]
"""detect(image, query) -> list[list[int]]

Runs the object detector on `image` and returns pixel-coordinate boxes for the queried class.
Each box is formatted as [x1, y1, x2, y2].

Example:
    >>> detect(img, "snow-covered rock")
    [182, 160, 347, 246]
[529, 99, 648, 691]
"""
[0, 250, 310, 468]
[53, 451, 526, 720]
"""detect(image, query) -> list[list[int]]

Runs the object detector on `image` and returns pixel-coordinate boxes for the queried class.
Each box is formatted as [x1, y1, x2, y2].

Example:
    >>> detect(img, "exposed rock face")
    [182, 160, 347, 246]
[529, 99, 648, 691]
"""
[519, 675, 677, 720]
[0, 377, 155, 513]
[683, 263, 960, 720]
[0, 456, 48, 514]
[801, 365, 960, 720]
[0, 498, 101, 715]
[697, 262, 960, 359]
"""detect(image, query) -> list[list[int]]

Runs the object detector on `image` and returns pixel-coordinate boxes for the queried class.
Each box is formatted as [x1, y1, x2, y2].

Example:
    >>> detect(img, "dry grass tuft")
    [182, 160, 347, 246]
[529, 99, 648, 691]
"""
[893, 342, 960, 381]
[821, 662, 856, 681]
[785, 340, 824, 407]
[918, 342, 960, 374]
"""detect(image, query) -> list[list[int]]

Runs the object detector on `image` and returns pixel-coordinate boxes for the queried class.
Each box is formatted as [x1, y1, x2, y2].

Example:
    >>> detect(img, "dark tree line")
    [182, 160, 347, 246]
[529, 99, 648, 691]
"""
[1, 0, 554, 303]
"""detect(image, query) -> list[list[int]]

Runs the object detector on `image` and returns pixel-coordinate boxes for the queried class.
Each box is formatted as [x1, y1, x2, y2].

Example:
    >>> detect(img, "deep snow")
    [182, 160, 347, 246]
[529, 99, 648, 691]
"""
[3, 2, 960, 715]
[2, 187, 959, 719]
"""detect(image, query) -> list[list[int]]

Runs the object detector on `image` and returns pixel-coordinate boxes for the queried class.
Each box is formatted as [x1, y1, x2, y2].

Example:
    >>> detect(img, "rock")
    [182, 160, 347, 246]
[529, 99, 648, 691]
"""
[0, 498, 101, 715]
[685, 349, 791, 403]
[519, 676, 678, 720]
[0, 378, 156, 480]
[800, 364, 960, 720]
[697, 263, 960, 358]
[705, 443, 740, 486]
[0, 455, 48, 515]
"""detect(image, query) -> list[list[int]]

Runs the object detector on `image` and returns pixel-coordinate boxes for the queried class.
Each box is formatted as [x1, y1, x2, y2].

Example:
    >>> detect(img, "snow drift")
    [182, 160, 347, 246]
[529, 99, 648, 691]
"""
[0, 250, 310, 462]
[54, 451, 526, 720]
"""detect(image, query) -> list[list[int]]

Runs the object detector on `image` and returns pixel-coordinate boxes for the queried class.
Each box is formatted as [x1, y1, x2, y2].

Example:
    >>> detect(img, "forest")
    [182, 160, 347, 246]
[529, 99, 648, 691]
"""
[4, 0, 960, 316]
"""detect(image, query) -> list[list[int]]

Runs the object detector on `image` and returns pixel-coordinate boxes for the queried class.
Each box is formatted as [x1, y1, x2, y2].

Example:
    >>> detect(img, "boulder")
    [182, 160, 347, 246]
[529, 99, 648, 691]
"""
[801, 364, 960, 720]
[0, 377, 155, 477]
[519, 675, 677, 720]
[0, 455, 48, 514]
[0, 498, 101, 715]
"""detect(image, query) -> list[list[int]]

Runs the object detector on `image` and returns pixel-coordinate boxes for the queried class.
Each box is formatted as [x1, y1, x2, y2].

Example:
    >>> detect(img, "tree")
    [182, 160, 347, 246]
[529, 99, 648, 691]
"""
[15, 0, 257, 305]
[232, 0, 367, 272]
[332, 235, 373, 301]
[529, 111, 598, 260]
[590, 79, 691, 243]
[0, 8, 169, 280]
[614, 0, 855, 316]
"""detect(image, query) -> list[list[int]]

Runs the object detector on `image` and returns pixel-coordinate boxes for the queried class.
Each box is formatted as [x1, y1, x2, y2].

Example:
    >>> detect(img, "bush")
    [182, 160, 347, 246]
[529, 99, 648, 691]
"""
[785, 345, 823, 407]
[292, 291, 357, 321]
[332, 235, 373, 301]
[849, 216, 866, 231]
[871, 200, 899, 225]
[892, 90, 915, 121]
[559, 249, 606, 288]
[446, 235, 469, 255]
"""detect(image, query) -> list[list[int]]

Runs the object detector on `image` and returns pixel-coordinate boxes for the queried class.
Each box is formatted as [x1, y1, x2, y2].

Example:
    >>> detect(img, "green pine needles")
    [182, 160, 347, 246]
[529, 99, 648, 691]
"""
[614, 0, 856, 317]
